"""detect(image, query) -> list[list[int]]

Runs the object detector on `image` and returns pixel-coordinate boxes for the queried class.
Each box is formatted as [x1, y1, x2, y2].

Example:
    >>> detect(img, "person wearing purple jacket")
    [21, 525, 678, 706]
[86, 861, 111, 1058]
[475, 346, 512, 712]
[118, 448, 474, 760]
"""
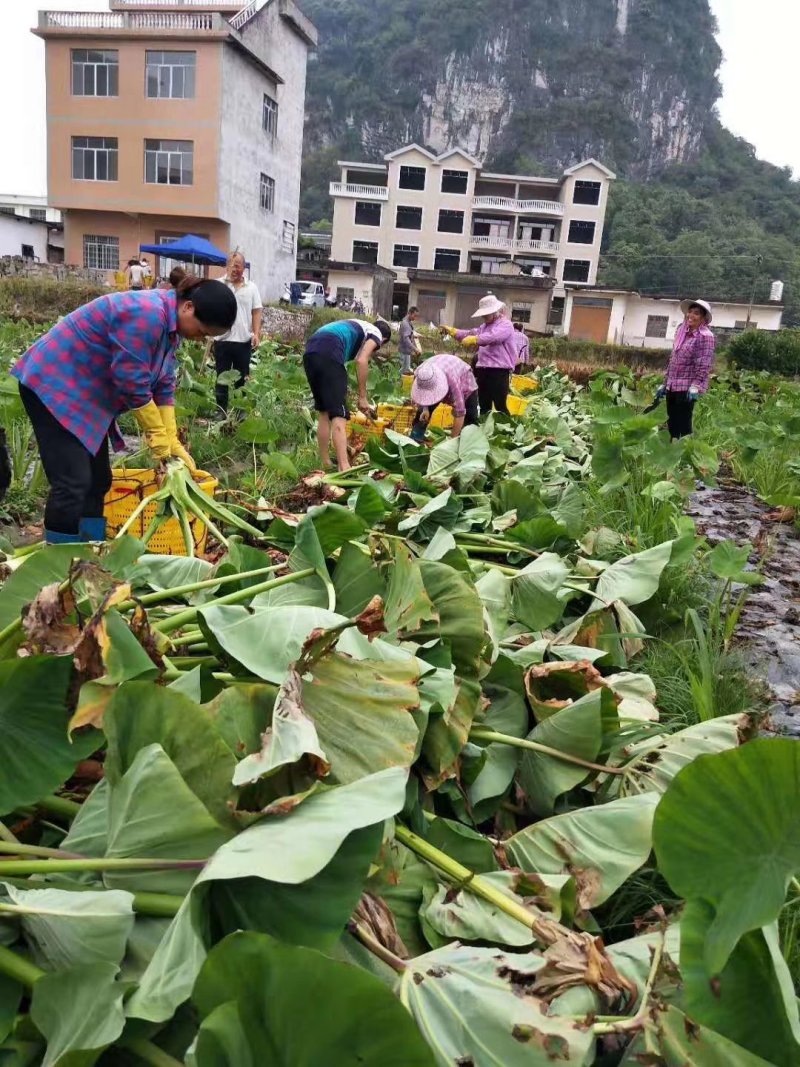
[441, 294, 517, 415]
[656, 298, 716, 439]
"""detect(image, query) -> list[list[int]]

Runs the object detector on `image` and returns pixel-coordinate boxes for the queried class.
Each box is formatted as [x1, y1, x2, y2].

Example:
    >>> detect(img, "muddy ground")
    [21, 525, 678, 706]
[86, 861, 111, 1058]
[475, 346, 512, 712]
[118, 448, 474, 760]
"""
[688, 482, 800, 739]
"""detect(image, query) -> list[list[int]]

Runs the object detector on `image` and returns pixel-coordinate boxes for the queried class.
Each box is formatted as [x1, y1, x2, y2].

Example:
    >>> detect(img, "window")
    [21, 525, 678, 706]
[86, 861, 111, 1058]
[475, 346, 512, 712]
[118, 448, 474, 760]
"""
[469, 256, 506, 275]
[517, 258, 552, 276]
[263, 93, 278, 138]
[146, 51, 196, 99]
[259, 173, 275, 212]
[21, 244, 34, 260]
[145, 140, 193, 185]
[548, 296, 566, 326]
[568, 220, 596, 244]
[83, 234, 119, 271]
[72, 137, 118, 182]
[399, 165, 426, 191]
[434, 248, 461, 271]
[563, 259, 591, 283]
[734, 320, 758, 330]
[281, 220, 296, 253]
[511, 303, 533, 324]
[352, 241, 378, 265]
[645, 315, 669, 339]
[438, 209, 465, 234]
[396, 205, 422, 230]
[393, 244, 419, 269]
[441, 169, 468, 194]
[29, 208, 47, 222]
[355, 201, 381, 226]
[337, 287, 355, 303]
[573, 180, 601, 206]
[71, 49, 118, 97]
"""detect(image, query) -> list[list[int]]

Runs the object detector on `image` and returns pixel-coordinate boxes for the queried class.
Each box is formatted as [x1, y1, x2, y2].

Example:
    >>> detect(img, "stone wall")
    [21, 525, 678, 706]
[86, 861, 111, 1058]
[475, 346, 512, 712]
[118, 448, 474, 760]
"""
[0, 256, 107, 286]
[262, 306, 312, 342]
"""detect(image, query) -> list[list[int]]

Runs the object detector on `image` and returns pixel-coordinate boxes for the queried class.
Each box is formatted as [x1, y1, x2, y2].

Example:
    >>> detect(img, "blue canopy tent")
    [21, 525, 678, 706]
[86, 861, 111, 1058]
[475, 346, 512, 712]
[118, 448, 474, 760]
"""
[138, 234, 228, 271]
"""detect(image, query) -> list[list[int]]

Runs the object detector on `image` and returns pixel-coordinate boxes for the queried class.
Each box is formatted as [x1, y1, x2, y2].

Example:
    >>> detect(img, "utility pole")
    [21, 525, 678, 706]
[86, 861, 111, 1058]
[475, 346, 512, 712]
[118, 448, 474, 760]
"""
[746, 254, 764, 327]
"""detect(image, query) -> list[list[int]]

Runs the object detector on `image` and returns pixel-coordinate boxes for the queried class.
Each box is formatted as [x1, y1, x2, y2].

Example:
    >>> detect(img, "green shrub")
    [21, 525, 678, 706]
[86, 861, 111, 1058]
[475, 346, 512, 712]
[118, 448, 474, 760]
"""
[728, 329, 800, 376]
[0, 278, 106, 323]
[530, 335, 672, 369]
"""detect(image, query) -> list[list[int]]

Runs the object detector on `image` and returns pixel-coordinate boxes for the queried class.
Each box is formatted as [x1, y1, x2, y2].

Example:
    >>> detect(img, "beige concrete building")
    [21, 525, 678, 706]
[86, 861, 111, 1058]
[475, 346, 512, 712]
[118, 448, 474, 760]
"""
[564, 288, 785, 347]
[34, 0, 317, 298]
[327, 144, 615, 327]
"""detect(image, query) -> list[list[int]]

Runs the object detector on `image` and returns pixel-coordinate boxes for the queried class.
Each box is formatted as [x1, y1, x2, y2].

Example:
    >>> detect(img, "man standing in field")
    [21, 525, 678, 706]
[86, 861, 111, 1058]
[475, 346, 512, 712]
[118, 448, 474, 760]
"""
[214, 252, 263, 413]
[398, 306, 420, 374]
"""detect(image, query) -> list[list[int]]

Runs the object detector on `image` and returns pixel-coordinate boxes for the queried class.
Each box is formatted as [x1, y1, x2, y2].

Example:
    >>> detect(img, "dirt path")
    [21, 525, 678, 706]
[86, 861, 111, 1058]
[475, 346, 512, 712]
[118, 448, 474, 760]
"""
[687, 483, 800, 738]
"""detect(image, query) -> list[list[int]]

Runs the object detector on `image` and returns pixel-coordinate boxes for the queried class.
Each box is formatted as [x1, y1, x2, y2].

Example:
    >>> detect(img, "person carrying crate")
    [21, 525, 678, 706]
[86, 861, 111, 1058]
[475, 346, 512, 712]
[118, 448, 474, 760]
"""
[410, 353, 479, 441]
[11, 277, 237, 545]
[302, 317, 391, 472]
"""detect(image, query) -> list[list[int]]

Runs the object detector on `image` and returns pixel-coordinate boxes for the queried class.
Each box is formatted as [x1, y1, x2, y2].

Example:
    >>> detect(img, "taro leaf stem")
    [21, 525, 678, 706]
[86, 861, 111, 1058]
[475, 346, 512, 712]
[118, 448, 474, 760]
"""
[469, 727, 625, 776]
[36, 795, 81, 820]
[133, 892, 183, 918]
[0, 858, 205, 877]
[0, 841, 85, 860]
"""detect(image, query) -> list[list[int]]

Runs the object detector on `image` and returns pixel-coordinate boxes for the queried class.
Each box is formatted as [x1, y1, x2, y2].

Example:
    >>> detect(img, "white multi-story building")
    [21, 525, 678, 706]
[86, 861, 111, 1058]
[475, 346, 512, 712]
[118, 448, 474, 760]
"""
[0, 195, 64, 263]
[327, 144, 615, 328]
[34, 0, 317, 298]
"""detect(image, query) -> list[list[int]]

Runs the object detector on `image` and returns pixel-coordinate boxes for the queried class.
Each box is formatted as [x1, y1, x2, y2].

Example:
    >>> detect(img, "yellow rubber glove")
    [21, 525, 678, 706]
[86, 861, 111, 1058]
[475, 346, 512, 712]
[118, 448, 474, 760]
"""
[461, 335, 479, 348]
[132, 401, 170, 462]
[159, 405, 198, 473]
[441, 325, 458, 337]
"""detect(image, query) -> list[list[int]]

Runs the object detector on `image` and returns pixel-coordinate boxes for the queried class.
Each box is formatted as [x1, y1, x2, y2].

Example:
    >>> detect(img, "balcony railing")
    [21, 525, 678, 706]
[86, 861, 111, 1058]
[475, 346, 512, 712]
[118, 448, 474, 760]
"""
[473, 195, 564, 217]
[329, 182, 389, 201]
[470, 235, 561, 255]
[111, 1, 241, 8]
[39, 9, 225, 29]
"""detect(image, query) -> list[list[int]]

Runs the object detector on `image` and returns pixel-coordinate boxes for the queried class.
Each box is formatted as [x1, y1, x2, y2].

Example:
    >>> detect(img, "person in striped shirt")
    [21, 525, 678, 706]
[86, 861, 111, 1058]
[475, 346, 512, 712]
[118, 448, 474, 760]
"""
[656, 298, 716, 439]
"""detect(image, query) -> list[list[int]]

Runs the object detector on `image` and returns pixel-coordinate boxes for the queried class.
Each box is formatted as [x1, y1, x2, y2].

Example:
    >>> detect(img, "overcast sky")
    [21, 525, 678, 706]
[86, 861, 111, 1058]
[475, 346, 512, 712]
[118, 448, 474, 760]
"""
[1, 0, 799, 195]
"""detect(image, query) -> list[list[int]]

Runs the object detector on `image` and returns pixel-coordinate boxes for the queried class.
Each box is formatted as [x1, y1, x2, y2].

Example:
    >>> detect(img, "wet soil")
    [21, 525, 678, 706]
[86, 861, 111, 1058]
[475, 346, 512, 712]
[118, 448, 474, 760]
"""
[687, 483, 800, 738]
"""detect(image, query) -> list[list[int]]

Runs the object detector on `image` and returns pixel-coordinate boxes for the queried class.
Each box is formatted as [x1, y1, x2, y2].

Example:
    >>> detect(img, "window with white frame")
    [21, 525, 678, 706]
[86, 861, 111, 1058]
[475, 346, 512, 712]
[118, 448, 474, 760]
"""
[281, 220, 296, 253]
[563, 259, 591, 283]
[71, 49, 118, 97]
[439, 209, 465, 234]
[434, 248, 461, 271]
[511, 303, 533, 324]
[393, 244, 419, 269]
[72, 137, 118, 182]
[355, 201, 381, 226]
[645, 315, 669, 339]
[352, 241, 378, 265]
[29, 208, 47, 222]
[83, 234, 119, 271]
[145, 140, 193, 185]
[568, 220, 596, 245]
[260, 173, 275, 212]
[396, 205, 423, 230]
[441, 169, 469, 194]
[573, 180, 601, 205]
[399, 166, 426, 191]
[263, 93, 278, 138]
[145, 51, 196, 100]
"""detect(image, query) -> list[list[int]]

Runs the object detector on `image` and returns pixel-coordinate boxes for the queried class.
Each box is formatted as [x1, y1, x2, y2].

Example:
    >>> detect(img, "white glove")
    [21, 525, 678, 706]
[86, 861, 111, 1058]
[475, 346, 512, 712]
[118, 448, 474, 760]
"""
[688, 386, 700, 401]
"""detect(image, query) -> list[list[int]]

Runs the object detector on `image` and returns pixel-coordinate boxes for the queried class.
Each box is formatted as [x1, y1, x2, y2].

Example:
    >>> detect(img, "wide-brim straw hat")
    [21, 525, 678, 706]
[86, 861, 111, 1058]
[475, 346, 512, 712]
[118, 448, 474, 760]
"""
[411, 359, 449, 408]
[471, 293, 506, 318]
[680, 298, 713, 324]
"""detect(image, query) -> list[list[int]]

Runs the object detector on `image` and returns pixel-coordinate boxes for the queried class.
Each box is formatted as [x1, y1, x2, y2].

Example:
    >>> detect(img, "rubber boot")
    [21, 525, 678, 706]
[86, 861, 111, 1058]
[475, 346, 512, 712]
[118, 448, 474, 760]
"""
[79, 517, 107, 542]
[45, 529, 83, 545]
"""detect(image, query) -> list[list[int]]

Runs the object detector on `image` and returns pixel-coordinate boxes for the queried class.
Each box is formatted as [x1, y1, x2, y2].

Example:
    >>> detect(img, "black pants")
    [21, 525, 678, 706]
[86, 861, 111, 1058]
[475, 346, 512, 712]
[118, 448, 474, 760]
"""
[411, 390, 479, 437]
[214, 340, 252, 411]
[475, 367, 510, 416]
[666, 391, 694, 439]
[20, 385, 112, 536]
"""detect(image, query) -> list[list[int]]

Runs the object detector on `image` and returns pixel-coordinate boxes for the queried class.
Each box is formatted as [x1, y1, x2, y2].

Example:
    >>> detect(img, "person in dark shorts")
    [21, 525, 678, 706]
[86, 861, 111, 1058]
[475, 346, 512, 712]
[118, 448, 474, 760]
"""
[303, 318, 391, 471]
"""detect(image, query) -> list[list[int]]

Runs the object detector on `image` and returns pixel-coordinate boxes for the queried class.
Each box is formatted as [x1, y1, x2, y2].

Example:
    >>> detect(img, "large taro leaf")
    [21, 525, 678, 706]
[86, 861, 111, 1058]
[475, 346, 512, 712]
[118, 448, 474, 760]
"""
[397, 488, 463, 541]
[253, 516, 334, 610]
[420, 676, 482, 786]
[304, 503, 369, 555]
[131, 554, 214, 597]
[0, 884, 134, 972]
[104, 682, 237, 828]
[198, 603, 346, 684]
[511, 553, 571, 631]
[518, 688, 619, 816]
[0, 655, 100, 816]
[620, 1003, 776, 1067]
[679, 901, 800, 1065]
[466, 677, 528, 821]
[506, 794, 659, 909]
[599, 713, 751, 799]
[383, 543, 439, 637]
[60, 779, 109, 859]
[653, 739, 800, 974]
[591, 540, 673, 609]
[525, 659, 607, 722]
[29, 962, 126, 1067]
[0, 544, 92, 633]
[103, 744, 232, 894]
[187, 932, 436, 1067]
[415, 561, 487, 679]
[426, 425, 490, 490]
[333, 542, 385, 618]
[128, 767, 408, 1023]
[399, 944, 594, 1067]
[0, 973, 22, 1045]
[201, 685, 276, 761]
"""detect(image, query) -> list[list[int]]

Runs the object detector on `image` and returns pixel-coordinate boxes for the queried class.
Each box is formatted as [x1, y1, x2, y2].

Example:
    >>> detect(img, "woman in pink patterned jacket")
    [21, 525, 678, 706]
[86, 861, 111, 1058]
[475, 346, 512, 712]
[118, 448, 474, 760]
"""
[657, 298, 716, 439]
[441, 293, 517, 415]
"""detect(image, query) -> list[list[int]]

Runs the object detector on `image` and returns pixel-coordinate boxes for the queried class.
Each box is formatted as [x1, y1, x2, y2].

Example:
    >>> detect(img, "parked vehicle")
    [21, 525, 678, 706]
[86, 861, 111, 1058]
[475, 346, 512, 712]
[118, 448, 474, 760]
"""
[279, 281, 326, 308]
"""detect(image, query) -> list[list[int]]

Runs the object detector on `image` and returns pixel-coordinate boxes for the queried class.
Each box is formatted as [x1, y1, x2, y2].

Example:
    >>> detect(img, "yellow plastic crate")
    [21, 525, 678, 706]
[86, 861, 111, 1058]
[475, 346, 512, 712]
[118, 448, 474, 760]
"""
[507, 394, 530, 417]
[511, 373, 538, 394]
[429, 404, 455, 430]
[401, 374, 413, 396]
[346, 416, 388, 439]
[377, 403, 416, 436]
[104, 468, 218, 556]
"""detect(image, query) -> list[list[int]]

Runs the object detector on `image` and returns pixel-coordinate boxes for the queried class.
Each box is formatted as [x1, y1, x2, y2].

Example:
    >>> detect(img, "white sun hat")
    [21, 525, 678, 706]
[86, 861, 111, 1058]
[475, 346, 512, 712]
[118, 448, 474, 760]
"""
[471, 293, 506, 318]
[411, 358, 449, 407]
[680, 298, 713, 324]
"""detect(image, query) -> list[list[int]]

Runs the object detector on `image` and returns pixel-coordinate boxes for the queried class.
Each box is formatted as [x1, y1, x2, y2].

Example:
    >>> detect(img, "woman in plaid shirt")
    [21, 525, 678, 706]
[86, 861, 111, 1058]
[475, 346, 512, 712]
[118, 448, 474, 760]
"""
[657, 298, 716, 439]
[12, 277, 236, 544]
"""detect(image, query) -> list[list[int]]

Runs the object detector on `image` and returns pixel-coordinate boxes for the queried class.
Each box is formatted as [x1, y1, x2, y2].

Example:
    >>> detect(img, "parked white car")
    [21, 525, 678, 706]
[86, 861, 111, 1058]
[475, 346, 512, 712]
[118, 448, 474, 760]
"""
[280, 280, 326, 308]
